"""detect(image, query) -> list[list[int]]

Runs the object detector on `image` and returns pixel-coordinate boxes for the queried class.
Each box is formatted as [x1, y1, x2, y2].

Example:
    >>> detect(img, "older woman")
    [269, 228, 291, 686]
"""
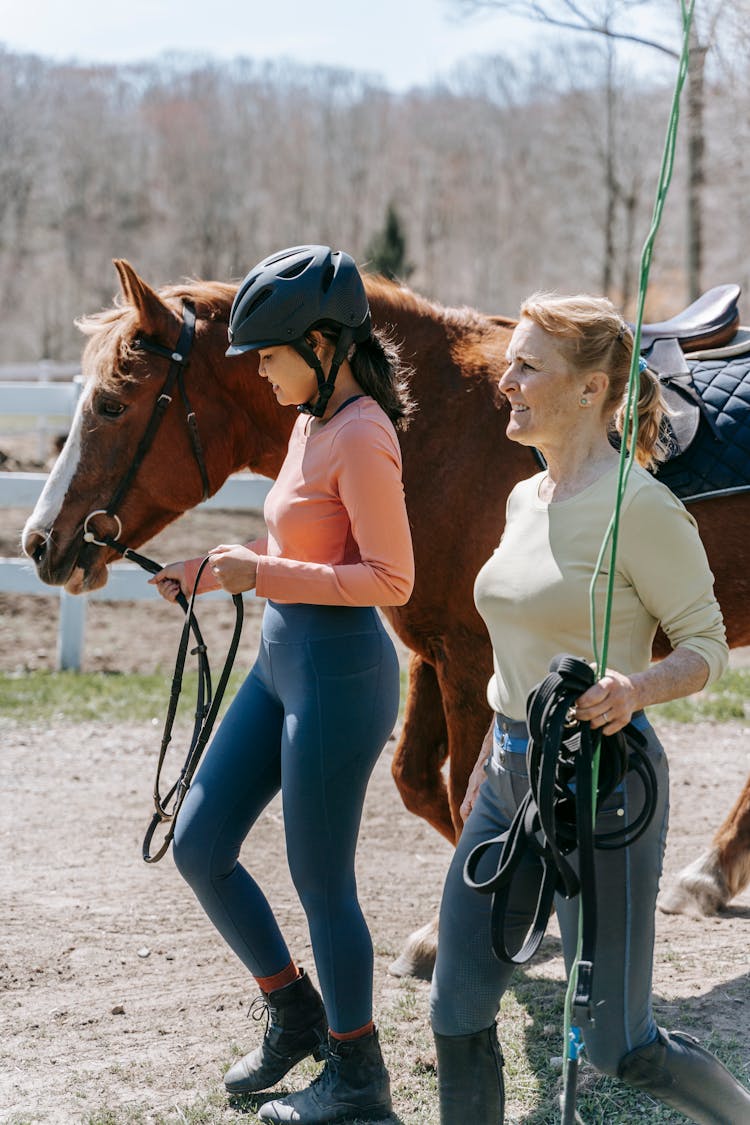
[429, 293, 750, 1124]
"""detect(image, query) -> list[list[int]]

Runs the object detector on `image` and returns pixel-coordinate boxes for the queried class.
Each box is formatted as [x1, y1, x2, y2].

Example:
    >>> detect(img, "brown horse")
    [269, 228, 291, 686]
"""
[22, 261, 750, 974]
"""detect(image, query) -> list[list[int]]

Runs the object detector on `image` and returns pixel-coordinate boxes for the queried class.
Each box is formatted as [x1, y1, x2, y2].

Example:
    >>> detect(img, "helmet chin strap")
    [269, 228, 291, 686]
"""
[294, 327, 354, 418]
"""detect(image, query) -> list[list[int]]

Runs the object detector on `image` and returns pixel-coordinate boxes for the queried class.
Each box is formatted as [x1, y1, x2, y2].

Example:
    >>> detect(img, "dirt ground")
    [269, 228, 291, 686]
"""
[2, 487, 750, 1123]
[2, 710, 750, 1125]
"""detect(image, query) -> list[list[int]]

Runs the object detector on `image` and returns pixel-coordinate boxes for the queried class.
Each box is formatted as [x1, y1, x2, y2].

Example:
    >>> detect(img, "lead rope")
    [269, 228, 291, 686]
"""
[560, 3, 695, 1120]
[142, 555, 244, 863]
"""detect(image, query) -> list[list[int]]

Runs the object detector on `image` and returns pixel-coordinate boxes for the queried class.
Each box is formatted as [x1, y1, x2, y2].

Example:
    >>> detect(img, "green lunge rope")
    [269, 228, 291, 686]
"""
[560, 3, 695, 1121]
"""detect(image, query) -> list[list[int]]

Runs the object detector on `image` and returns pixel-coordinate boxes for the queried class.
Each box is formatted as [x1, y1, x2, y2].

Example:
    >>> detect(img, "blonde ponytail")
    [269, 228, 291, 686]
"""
[612, 365, 670, 470]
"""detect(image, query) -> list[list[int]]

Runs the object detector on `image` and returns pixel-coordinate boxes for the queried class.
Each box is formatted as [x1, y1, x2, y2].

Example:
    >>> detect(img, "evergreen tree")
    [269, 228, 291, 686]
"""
[364, 203, 414, 281]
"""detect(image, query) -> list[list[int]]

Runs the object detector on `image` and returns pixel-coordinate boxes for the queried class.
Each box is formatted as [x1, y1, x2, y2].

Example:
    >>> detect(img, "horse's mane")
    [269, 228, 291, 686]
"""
[75, 278, 237, 392]
[364, 273, 506, 337]
[75, 271, 511, 393]
[364, 275, 515, 396]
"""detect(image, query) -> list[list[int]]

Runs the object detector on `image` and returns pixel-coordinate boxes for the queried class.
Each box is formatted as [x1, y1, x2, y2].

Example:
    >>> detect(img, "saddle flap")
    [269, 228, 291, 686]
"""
[659, 380, 701, 457]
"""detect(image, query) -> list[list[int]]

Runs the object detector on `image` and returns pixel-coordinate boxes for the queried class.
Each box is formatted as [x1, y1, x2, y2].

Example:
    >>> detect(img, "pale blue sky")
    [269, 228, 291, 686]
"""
[0, 0, 677, 90]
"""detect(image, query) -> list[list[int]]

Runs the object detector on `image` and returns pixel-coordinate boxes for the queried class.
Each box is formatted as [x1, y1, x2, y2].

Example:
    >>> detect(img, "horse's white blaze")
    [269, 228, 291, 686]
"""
[22, 382, 90, 551]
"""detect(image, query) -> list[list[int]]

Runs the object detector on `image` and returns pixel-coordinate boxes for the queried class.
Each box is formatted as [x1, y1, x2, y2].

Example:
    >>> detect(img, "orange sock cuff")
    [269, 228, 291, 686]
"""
[329, 1020, 374, 1042]
[254, 961, 300, 994]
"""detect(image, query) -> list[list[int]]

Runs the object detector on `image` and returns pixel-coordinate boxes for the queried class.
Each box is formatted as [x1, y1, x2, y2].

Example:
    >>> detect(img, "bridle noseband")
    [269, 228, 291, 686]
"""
[82, 301, 210, 561]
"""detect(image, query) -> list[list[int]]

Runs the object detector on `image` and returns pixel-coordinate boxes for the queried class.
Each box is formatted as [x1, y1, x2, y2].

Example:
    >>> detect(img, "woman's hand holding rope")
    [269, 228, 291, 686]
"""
[575, 668, 641, 735]
[149, 561, 188, 603]
[205, 543, 259, 594]
[150, 543, 259, 602]
[576, 650, 710, 736]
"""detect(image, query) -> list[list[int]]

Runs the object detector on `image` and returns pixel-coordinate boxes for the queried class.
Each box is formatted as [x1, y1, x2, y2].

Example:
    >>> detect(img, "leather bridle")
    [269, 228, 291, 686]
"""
[82, 301, 210, 560]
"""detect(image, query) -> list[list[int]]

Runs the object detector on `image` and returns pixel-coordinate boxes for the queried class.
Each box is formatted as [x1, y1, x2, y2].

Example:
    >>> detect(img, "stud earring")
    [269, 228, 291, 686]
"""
[580, 396, 588, 406]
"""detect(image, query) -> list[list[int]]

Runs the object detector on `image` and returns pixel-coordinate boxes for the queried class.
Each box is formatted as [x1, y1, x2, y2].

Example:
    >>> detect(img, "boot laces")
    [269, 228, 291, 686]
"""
[248, 994, 271, 1032]
[309, 1041, 344, 1090]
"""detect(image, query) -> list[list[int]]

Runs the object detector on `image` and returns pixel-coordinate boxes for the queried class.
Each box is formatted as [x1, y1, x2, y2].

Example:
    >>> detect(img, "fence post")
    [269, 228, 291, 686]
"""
[57, 591, 86, 672]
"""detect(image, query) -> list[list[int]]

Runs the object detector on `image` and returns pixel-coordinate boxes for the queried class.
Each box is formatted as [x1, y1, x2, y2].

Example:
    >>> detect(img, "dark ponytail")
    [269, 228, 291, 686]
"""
[350, 328, 415, 431]
[311, 322, 415, 431]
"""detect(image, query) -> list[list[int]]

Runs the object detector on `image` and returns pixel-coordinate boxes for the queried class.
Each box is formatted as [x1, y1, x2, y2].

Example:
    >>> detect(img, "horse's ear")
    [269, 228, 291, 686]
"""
[113, 258, 180, 341]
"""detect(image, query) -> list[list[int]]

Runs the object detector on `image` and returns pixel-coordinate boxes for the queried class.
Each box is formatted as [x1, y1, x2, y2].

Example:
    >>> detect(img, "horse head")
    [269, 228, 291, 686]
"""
[22, 259, 292, 593]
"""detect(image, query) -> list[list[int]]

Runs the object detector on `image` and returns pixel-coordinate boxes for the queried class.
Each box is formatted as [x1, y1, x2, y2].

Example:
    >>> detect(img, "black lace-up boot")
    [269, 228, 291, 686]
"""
[257, 1028, 392, 1123]
[223, 969, 328, 1095]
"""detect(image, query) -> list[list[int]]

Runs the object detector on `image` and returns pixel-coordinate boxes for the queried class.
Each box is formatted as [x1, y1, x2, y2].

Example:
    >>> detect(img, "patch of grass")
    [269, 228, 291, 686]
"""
[0, 669, 246, 723]
[86, 1112, 147, 1125]
[85, 1089, 245, 1125]
[648, 667, 750, 724]
[391, 979, 421, 1022]
[0, 666, 411, 724]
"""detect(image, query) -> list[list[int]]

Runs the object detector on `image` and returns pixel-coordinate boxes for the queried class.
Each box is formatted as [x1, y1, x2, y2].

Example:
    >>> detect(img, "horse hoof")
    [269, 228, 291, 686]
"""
[388, 917, 438, 980]
[658, 848, 729, 917]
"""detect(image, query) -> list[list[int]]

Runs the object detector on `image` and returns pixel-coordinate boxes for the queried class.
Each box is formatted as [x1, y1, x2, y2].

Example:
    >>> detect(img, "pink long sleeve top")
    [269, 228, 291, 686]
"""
[185, 396, 414, 607]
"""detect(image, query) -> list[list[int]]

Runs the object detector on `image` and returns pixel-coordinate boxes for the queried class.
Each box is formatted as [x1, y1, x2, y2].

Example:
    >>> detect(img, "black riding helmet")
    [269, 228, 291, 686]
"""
[226, 245, 372, 417]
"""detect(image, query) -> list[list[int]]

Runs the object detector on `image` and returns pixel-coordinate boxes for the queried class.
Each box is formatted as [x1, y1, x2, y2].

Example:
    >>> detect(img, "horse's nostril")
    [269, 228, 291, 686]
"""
[23, 529, 47, 563]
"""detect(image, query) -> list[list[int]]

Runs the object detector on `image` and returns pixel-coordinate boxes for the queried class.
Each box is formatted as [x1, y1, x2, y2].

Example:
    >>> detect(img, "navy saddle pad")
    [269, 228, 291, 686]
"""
[654, 351, 750, 501]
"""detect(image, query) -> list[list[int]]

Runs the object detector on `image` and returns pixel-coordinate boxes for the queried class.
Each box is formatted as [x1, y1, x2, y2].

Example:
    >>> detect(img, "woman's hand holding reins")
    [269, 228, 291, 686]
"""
[575, 668, 641, 735]
[149, 561, 188, 603]
[206, 543, 259, 594]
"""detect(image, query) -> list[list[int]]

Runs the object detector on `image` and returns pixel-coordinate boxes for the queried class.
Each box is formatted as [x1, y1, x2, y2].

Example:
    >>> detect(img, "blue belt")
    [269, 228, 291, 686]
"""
[494, 709, 648, 754]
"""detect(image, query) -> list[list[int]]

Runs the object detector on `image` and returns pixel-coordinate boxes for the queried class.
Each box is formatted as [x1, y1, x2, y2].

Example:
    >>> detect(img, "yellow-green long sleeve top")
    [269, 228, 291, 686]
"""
[474, 464, 728, 721]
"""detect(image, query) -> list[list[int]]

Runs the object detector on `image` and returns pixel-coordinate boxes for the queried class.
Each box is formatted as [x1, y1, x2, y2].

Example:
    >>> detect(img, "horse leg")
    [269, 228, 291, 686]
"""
[391, 652, 453, 841]
[389, 654, 451, 981]
[660, 773, 750, 916]
[437, 652, 494, 838]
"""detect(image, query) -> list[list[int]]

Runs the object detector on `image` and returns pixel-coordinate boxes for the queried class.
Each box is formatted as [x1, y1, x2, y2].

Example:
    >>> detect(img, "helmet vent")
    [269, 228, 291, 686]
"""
[278, 258, 313, 280]
[245, 287, 273, 315]
[321, 263, 335, 293]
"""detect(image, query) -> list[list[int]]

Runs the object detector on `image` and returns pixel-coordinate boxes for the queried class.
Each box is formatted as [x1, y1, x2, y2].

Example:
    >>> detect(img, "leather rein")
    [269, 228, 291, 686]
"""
[80, 301, 244, 863]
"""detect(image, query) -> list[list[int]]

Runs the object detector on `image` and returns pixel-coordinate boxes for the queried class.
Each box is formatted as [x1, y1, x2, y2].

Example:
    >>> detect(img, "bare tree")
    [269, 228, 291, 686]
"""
[453, 0, 735, 299]
[1, 41, 749, 361]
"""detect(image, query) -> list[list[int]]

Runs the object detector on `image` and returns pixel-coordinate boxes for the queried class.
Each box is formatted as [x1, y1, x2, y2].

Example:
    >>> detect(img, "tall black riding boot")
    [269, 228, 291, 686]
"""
[433, 1025, 505, 1125]
[224, 969, 328, 1094]
[618, 1027, 750, 1125]
[257, 1028, 392, 1123]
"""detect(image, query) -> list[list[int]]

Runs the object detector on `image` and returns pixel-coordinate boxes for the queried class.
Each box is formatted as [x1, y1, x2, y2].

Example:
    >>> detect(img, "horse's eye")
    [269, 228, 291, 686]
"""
[97, 397, 126, 418]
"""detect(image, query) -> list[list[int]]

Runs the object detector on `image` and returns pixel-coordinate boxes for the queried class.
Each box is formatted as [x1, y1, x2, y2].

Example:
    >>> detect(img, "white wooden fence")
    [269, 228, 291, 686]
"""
[0, 366, 84, 460]
[1, 377, 270, 671]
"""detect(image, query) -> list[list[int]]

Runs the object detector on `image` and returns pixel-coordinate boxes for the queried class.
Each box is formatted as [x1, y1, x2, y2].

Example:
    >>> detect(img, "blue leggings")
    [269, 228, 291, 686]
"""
[172, 600, 400, 1034]
[431, 714, 670, 1076]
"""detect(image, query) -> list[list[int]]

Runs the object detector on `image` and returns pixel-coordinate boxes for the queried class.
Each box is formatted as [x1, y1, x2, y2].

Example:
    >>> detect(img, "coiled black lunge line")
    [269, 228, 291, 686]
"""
[464, 654, 658, 1019]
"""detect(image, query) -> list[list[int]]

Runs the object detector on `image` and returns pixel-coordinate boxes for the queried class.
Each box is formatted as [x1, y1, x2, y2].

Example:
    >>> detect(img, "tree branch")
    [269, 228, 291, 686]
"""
[455, 0, 680, 58]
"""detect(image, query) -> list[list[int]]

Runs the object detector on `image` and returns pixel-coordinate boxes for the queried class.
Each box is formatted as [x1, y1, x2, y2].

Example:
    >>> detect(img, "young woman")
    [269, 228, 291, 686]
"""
[429, 293, 750, 1124]
[151, 245, 414, 1124]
